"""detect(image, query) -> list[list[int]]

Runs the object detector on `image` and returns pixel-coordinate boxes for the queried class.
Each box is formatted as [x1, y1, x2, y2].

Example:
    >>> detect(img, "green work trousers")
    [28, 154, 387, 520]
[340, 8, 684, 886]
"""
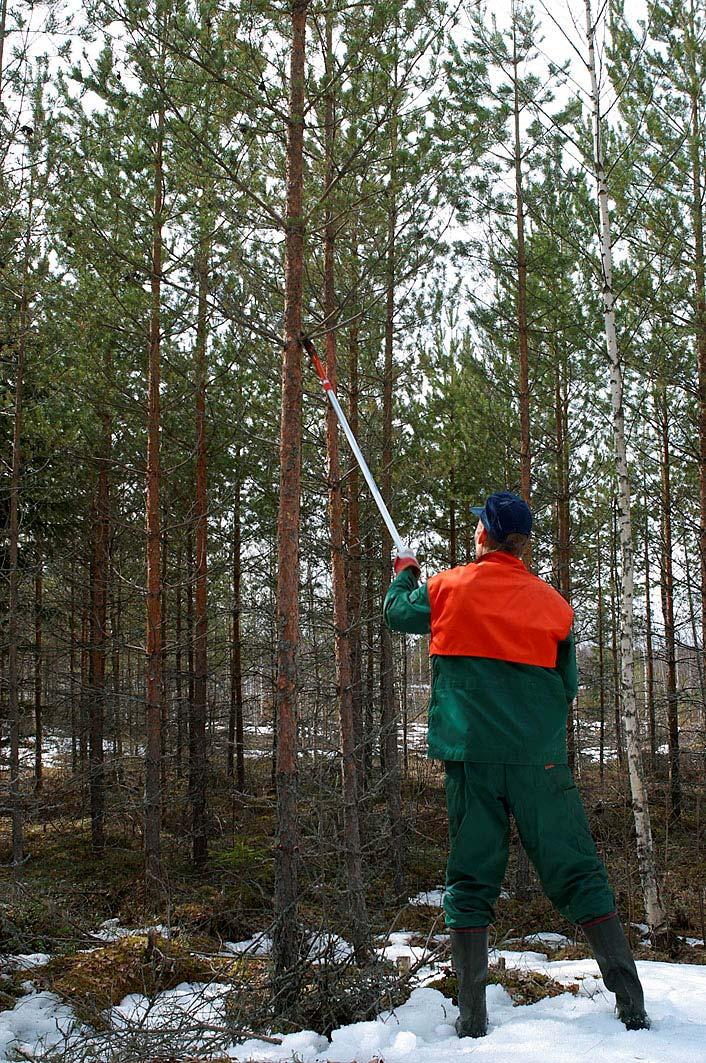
[444, 762, 615, 928]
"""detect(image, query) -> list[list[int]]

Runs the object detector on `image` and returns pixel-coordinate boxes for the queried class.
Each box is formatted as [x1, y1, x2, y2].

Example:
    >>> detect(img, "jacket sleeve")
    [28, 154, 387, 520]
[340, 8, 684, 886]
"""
[556, 631, 578, 704]
[383, 568, 432, 635]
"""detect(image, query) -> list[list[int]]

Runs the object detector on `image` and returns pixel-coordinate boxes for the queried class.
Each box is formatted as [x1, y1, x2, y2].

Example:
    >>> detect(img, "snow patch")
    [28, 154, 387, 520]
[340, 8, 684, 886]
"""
[408, 887, 445, 908]
[225, 932, 273, 956]
[1, 954, 51, 973]
[90, 918, 171, 942]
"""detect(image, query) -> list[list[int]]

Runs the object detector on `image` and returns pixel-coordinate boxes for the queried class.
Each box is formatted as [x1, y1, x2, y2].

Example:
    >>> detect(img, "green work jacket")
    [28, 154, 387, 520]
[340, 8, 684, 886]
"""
[384, 567, 578, 765]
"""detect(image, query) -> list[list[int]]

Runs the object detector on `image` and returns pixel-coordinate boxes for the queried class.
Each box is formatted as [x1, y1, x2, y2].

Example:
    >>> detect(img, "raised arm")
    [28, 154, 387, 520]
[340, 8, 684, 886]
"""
[383, 568, 432, 636]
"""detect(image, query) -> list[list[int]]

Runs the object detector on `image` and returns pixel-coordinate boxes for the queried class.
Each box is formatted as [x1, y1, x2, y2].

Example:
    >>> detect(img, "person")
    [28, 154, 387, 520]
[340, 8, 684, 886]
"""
[383, 490, 649, 1037]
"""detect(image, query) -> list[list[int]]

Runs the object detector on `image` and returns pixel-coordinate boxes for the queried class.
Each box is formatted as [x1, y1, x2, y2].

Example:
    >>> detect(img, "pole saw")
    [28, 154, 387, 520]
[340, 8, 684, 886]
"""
[303, 335, 409, 557]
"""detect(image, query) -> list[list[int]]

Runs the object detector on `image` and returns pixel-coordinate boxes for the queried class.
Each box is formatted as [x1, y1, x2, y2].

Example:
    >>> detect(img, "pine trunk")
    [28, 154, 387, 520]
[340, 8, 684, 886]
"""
[70, 568, 78, 774]
[144, 94, 165, 890]
[8, 172, 35, 866]
[687, 66, 706, 708]
[513, 32, 531, 517]
[272, 0, 308, 1001]
[229, 472, 245, 791]
[112, 578, 122, 762]
[643, 498, 656, 771]
[191, 202, 210, 866]
[449, 466, 457, 568]
[364, 527, 375, 786]
[380, 47, 404, 894]
[8, 265, 27, 866]
[34, 552, 42, 793]
[585, 0, 666, 938]
[513, 30, 532, 897]
[657, 391, 680, 817]
[347, 280, 364, 790]
[175, 544, 183, 777]
[80, 590, 89, 776]
[322, 16, 369, 958]
[90, 431, 109, 852]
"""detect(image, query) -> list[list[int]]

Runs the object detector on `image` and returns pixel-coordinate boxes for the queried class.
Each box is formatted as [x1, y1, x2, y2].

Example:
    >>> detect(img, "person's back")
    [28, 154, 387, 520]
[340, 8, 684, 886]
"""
[384, 491, 649, 1038]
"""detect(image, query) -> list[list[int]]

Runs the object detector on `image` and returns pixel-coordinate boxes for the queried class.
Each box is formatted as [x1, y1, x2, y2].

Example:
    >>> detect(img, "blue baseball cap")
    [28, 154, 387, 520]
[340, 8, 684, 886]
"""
[470, 491, 532, 543]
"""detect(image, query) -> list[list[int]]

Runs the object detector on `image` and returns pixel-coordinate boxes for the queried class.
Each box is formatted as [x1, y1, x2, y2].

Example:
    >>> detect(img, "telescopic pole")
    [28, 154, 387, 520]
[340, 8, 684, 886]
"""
[303, 336, 408, 556]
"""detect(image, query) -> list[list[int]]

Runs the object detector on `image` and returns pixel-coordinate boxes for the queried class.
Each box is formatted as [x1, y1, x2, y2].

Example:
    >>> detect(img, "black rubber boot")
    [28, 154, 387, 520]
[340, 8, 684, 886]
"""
[581, 913, 650, 1030]
[449, 927, 488, 1038]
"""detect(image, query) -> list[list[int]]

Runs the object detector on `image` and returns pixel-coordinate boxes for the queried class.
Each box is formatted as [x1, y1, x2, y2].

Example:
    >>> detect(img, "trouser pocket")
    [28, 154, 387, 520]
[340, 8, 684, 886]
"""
[543, 765, 597, 857]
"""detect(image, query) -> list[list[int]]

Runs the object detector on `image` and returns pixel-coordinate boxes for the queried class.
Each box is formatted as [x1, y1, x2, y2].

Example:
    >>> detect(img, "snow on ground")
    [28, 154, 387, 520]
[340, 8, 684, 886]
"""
[89, 918, 171, 942]
[409, 887, 445, 907]
[1, 955, 51, 973]
[225, 931, 352, 963]
[2, 935, 705, 1062]
[407, 887, 510, 907]
[226, 955, 706, 1063]
[0, 992, 80, 1061]
[225, 931, 273, 956]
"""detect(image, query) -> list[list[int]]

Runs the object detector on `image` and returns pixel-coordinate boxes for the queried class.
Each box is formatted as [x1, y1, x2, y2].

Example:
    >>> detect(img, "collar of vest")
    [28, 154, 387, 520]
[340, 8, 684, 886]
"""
[477, 551, 526, 570]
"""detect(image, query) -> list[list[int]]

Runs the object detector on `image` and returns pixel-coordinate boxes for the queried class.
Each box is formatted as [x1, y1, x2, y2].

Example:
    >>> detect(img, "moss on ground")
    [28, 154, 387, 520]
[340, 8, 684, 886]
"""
[32, 933, 254, 1024]
[427, 964, 579, 1008]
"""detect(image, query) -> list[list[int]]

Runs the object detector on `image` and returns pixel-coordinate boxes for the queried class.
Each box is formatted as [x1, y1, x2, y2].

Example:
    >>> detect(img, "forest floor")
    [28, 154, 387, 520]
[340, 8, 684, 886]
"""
[1, 751, 706, 1060]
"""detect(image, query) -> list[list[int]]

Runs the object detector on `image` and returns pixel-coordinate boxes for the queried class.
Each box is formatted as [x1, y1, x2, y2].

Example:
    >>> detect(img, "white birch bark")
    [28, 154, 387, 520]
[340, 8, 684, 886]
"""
[584, 0, 667, 938]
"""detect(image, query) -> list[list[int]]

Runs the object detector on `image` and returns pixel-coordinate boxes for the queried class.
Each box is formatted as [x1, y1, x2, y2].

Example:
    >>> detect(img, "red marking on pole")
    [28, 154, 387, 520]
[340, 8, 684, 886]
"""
[302, 337, 332, 390]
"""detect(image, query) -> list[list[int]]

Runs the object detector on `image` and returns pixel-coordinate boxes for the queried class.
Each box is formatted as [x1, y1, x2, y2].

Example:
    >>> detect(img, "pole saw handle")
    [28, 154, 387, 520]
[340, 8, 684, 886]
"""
[302, 333, 408, 557]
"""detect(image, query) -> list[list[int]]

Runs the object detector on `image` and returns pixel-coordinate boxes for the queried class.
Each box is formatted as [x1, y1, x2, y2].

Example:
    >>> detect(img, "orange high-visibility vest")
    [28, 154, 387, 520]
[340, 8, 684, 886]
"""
[427, 552, 573, 667]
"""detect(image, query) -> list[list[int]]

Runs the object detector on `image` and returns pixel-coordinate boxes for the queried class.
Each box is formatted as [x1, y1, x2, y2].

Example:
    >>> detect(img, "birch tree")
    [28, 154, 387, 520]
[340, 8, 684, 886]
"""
[584, 0, 666, 940]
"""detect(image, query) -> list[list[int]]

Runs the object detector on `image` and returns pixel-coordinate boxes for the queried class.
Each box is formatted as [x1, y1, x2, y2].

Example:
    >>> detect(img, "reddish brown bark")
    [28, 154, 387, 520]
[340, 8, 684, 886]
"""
[688, 78, 706, 708]
[112, 576, 122, 760]
[380, 75, 404, 895]
[643, 498, 656, 771]
[160, 528, 169, 796]
[90, 389, 111, 852]
[175, 543, 183, 777]
[449, 465, 457, 569]
[70, 567, 78, 774]
[229, 472, 245, 790]
[512, 24, 531, 897]
[144, 95, 165, 890]
[191, 205, 210, 866]
[34, 550, 43, 793]
[8, 256, 27, 865]
[364, 526, 375, 785]
[321, 14, 369, 956]
[513, 29, 531, 526]
[80, 586, 89, 776]
[272, 0, 308, 998]
[346, 249, 364, 789]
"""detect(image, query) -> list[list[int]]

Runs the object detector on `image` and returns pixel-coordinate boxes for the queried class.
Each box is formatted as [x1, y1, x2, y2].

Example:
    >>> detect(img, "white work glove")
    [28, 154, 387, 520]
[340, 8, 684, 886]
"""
[393, 546, 421, 577]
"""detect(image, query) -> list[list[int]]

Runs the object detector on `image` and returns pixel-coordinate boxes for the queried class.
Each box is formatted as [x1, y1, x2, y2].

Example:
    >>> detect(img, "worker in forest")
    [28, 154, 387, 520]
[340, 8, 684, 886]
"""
[384, 491, 650, 1038]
